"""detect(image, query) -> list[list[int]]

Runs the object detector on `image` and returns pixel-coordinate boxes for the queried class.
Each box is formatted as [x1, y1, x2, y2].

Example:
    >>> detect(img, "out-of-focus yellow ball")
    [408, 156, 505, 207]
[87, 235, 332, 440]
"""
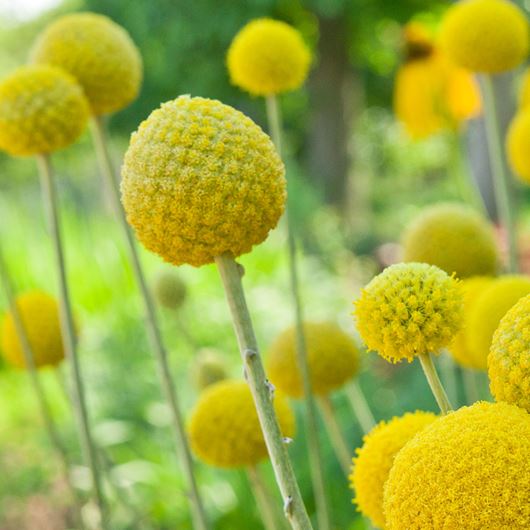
[152, 269, 187, 310]
[507, 109, 530, 184]
[190, 348, 228, 391]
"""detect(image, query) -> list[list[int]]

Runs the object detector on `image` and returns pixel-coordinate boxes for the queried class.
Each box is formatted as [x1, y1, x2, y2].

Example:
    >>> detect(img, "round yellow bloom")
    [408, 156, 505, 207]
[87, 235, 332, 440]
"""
[121, 95, 286, 267]
[489, 293, 530, 412]
[227, 18, 311, 96]
[518, 67, 530, 110]
[466, 275, 530, 370]
[190, 348, 228, 391]
[152, 269, 187, 310]
[188, 380, 295, 468]
[450, 276, 494, 369]
[355, 263, 462, 363]
[32, 12, 142, 115]
[384, 402, 530, 530]
[266, 322, 360, 398]
[350, 411, 437, 529]
[402, 203, 499, 279]
[0, 65, 88, 156]
[440, 0, 529, 74]
[1, 291, 65, 369]
[507, 109, 530, 184]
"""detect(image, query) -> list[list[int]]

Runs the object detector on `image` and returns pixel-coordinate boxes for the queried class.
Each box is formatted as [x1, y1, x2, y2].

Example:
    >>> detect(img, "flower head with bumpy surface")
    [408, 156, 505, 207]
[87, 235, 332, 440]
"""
[489, 293, 530, 412]
[440, 0, 529, 74]
[0, 65, 88, 156]
[383, 402, 530, 530]
[402, 203, 498, 278]
[1, 291, 66, 369]
[152, 269, 187, 310]
[188, 380, 295, 468]
[507, 109, 530, 184]
[466, 275, 530, 370]
[266, 322, 360, 398]
[350, 411, 437, 529]
[227, 18, 311, 96]
[32, 12, 142, 115]
[354, 263, 462, 363]
[121, 96, 286, 267]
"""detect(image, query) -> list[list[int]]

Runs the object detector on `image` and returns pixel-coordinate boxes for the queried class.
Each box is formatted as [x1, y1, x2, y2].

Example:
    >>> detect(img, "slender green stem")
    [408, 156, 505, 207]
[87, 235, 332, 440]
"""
[463, 368, 480, 405]
[89, 116, 209, 530]
[344, 380, 376, 435]
[215, 254, 312, 530]
[247, 466, 281, 530]
[481, 75, 518, 272]
[266, 94, 331, 530]
[418, 353, 452, 415]
[438, 350, 458, 407]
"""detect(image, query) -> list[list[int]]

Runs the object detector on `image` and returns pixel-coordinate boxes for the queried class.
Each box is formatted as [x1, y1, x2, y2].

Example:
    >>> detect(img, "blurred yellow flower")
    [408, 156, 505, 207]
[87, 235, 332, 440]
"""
[190, 348, 228, 392]
[506, 109, 530, 184]
[152, 270, 187, 311]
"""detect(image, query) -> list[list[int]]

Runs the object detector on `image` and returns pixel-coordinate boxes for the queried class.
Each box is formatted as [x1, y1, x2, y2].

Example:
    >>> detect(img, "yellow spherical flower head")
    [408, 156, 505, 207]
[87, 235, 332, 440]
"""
[190, 348, 229, 392]
[383, 402, 530, 530]
[32, 12, 142, 115]
[489, 293, 530, 412]
[227, 18, 311, 96]
[152, 269, 187, 310]
[402, 203, 499, 279]
[354, 263, 462, 363]
[440, 0, 529, 74]
[121, 96, 286, 267]
[450, 276, 494, 369]
[350, 411, 437, 529]
[0, 65, 88, 156]
[518, 67, 530, 110]
[507, 109, 530, 184]
[188, 380, 295, 468]
[266, 322, 360, 398]
[466, 275, 530, 370]
[1, 291, 65, 369]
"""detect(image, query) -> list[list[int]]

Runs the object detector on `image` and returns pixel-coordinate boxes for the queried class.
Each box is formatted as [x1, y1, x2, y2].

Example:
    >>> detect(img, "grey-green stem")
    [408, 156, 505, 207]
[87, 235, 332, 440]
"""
[247, 466, 281, 530]
[418, 353, 452, 415]
[344, 380, 376, 435]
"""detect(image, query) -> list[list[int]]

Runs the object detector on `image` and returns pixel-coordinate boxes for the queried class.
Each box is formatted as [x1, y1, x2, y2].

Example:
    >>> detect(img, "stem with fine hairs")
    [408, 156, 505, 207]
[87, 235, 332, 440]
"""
[418, 352, 453, 415]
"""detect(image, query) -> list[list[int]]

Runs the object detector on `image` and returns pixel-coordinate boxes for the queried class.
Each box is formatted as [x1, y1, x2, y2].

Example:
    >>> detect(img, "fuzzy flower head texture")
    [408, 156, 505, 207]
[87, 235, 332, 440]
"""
[31, 12, 142, 116]
[0, 65, 89, 156]
[489, 293, 530, 413]
[152, 269, 187, 311]
[350, 411, 437, 529]
[354, 263, 463, 363]
[1, 291, 66, 369]
[190, 348, 229, 392]
[266, 321, 360, 398]
[383, 402, 530, 530]
[439, 0, 529, 74]
[121, 95, 286, 267]
[466, 275, 530, 370]
[507, 109, 530, 184]
[402, 203, 499, 279]
[188, 380, 295, 468]
[227, 18, 311, 96]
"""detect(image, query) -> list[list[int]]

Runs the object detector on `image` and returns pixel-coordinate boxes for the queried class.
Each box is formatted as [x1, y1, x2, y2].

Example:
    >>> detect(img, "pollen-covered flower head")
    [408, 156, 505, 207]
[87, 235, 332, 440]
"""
[350, 411, 437, 529]
[439, 0, 529, 73]
[31, 12, 142, 115]
[402, 203, 499, 278]
[355, 263, 462, 363]
[1, 291, 66, 369]
[489, 293, 530, 412]
[0, 65, 88, 156]
[466, 275, 530, 370]
[266, 322, 360, 398]
[190, 348, 229, 392]
[227, 18, 311, 96]
[383, 402, 530, 530]
[507, 109, 530, 184]
[152, 269, 187, 310]
[188, 380, 295, 468]
[121, 95, 286, 267]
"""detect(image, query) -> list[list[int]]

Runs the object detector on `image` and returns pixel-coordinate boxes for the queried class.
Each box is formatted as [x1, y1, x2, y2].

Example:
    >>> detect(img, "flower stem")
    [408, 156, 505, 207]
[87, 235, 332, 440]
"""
[463, 368, 480, 405]
[418, 353, 452, 415]
[480, 75, 518, 273]
[344, 380, 376, 435]
[215, 254, 313, 530]
[89, 116, 209, 530]
[266, 94, 331, 530]
[36, 153, 107, 528]
[438, 350, 458, 407]
[247, 466, 281, 530]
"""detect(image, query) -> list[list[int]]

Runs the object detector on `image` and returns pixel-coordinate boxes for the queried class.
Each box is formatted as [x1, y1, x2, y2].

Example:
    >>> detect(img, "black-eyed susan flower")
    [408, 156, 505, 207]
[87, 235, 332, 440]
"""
[152, 269, 187, 311]
[507, 109, 530, 184]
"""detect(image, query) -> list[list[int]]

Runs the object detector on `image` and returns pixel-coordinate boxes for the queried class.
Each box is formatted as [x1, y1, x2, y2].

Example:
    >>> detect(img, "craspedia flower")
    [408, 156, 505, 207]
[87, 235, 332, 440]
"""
[354, 263, 462, 363]
[188, 380, 295, 468]
[402, 203, 499, 278]
[450, 276, 494, 369]
[350, 411, 437, 529]
[518, 67, 530, 110]
[152, 269, 187, 310]
[466, 275, 530, 370]
[31, 12, 142, 115]
[383, 402, 530, 530]
[190, 348, 229, 391]
[439, 0, 529, 74]
[1, 291, 66, 369]
[506, 109, 530, 184]
[121, 95, 286, 267]
[0, 65, 88, 156]
[266, 322, 360, 398]
[227, 18, 311, 96]
[489, 293, 530, 412]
